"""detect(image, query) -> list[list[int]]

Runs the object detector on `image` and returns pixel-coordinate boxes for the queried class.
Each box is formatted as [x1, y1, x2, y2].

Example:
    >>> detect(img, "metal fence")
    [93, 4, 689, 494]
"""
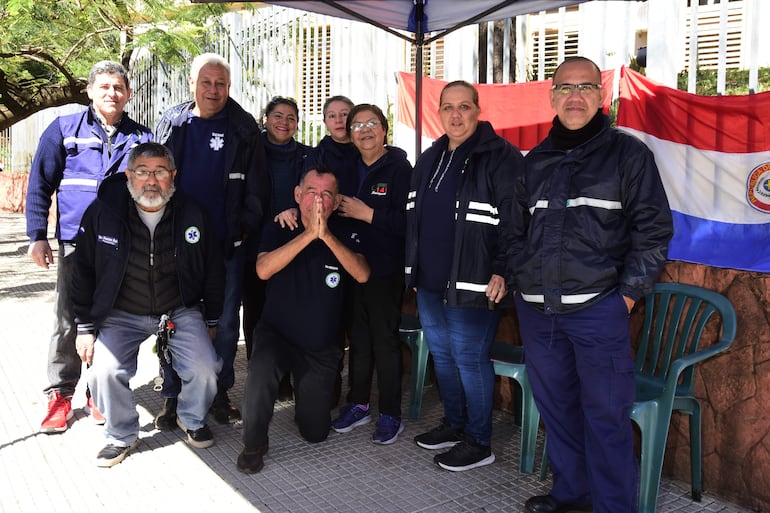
[0, 128, 9, 172]
[130, 6, 405, 148]
[5, 1, 768, 171]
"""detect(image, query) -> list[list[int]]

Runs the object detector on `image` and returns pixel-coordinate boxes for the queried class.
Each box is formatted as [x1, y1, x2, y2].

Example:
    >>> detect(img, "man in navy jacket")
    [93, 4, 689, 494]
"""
[509, 57, 673, 513]
[154, 53, 268, 427]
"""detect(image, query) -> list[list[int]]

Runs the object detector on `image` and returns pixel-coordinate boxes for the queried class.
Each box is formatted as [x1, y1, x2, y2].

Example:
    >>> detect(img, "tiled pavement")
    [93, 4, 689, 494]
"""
[0, 211, 752, 513]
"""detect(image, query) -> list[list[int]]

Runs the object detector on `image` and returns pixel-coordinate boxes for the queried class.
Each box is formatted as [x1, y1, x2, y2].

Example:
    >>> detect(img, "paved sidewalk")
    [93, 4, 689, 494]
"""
[0, 211, 751, 513]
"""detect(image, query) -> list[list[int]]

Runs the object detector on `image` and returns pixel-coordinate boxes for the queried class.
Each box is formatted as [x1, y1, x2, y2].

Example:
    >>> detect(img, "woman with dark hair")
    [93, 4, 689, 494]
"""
[330, 104, 412, 445]
[242, 97, 311, 402]
[406, 81, 524, 471]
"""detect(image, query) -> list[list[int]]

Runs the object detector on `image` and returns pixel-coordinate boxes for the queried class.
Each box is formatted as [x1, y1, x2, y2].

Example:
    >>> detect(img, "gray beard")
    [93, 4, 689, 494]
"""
[127, 181, 175, 210]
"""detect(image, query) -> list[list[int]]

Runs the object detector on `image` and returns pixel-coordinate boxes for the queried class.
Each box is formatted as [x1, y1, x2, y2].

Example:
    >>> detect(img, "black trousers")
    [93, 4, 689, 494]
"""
[347, 273, 405, 417]
[241, 321, 341, 448]
[241, 256, 265, 360]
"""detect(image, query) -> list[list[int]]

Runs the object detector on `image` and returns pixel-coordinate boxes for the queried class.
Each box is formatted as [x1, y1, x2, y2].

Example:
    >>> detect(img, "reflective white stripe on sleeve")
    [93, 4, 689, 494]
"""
[228, 173, 246, 181]
[465, 213, 500, 225]
[233, 240, 243, 248]
[520, 292, 600, 304]
[468, 201, 498, 215]
[63, 136, 102, 146]
[406, 191, 416, 210]
[529, 200, 549, 215]
[405, 266, 412, 274]
[456, 281, 488, 293]
[566, 197, 623, 210]
[60, 178, 98, 187]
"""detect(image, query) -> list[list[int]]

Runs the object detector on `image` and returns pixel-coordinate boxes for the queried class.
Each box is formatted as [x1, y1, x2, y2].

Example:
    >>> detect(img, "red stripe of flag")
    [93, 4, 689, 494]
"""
[397, 70, 614, 152]
[617, 66, 770, 154]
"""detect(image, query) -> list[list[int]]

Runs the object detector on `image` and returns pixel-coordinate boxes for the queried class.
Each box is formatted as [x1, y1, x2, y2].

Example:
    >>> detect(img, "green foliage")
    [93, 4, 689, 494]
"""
[677, 67, 770, 95]
[0, 0, 228, 84]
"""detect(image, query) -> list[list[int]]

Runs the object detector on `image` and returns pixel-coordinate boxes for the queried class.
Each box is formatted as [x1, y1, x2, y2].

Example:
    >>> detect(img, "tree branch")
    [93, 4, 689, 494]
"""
[1, 49, 79, 86]
[61, 27, 117, 67]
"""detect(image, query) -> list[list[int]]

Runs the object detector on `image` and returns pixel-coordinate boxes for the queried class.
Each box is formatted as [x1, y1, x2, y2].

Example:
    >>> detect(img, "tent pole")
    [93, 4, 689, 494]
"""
[415, 0, 424, 157]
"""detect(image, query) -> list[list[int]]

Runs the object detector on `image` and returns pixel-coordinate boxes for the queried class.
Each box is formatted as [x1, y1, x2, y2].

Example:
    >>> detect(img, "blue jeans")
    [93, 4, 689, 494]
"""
[88, 307, 221, 447]
[162, 246, 244, 396]
[516, 293, 638, 513]
[416, 289, 500, 446]
[214, 246, 245, 391]
[44, 242, 81, 396]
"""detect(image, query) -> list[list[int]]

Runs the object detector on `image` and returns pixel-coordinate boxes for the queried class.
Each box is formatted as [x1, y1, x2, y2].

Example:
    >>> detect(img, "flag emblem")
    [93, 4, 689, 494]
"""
[747, 162, 770, 213]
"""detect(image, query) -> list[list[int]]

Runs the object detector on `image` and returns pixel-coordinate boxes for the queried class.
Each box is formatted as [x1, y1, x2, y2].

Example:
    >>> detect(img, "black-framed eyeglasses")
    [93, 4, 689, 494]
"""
[551, 83, 602, 95]
[350, 119, 380, 132]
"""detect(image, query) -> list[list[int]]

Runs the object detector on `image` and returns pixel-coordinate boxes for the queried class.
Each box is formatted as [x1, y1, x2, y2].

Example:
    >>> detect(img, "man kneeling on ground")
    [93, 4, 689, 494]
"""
[237, 165, 370, 473]
[73, 142, 224, 467]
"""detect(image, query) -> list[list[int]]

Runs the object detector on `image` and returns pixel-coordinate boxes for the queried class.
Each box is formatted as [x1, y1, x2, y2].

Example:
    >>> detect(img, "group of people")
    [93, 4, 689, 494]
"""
[27, 52, 673, 513]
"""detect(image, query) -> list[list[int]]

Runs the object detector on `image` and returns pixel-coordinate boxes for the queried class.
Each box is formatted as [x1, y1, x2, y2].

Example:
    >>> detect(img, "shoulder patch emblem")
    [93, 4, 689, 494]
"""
[371, 182, 388, 196]
[185, 226, 201, 244]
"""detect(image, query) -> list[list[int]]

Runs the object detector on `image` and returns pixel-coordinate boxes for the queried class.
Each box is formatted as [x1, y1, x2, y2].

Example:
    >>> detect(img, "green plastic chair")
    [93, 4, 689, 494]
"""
[632, 282, 737, 513]
[491, 341, 541, 474]
[399, 314, 431, 419]
[537, 283, 737, 512]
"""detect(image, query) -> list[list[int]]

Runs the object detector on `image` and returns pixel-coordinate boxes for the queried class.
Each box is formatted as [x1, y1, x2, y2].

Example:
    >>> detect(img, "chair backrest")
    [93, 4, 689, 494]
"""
[634, 282, 738, 397]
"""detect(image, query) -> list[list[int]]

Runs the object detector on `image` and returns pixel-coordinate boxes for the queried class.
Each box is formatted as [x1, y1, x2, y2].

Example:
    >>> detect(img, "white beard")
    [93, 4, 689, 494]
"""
[127, 181, 175, 211]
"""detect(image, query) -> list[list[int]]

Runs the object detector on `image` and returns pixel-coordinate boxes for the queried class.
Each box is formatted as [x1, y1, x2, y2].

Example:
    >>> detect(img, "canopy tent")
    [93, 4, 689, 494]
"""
[199, 0, 590, 154]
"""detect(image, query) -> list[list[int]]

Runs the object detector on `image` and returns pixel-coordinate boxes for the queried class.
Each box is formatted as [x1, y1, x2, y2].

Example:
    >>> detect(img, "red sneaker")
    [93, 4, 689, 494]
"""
[84, 396, 106, 425]
[40, 391, 73, 433]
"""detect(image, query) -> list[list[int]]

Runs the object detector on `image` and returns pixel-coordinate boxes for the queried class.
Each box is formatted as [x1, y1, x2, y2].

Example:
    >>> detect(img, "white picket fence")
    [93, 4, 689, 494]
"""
[7, 0, 769, 171]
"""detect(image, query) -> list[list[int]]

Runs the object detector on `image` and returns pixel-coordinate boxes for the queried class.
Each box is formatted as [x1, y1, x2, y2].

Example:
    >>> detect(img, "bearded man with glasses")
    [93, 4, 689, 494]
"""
[71, 142, 225, 467]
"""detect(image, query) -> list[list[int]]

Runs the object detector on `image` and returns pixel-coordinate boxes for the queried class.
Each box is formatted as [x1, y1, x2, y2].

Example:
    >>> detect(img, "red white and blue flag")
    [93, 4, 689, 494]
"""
[617, 67, 770, 273]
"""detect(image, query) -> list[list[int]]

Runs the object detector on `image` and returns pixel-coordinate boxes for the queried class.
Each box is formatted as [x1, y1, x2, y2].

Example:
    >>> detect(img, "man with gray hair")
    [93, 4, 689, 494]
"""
[26, 60, 152, 433]
[155, 52, 268, 427]
[72, 142, 225, 467]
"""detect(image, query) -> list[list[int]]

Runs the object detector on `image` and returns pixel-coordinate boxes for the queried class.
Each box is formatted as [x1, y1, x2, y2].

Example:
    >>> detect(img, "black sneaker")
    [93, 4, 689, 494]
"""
[176, 418, 214, 449]
[434, 438, 495, 472]
[236, 444, 269, 474]
[524, 495, 593, 513]
[210, 390, 242, 424]
[96, 442, 134, 468]
[154, 398, 178, 431]
[414, 419, 463, 450]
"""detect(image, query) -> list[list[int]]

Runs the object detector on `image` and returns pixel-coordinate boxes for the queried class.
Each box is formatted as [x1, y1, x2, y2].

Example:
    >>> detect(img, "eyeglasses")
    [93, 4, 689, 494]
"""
[552, 83, 602, 95]
[129, 168, 172, 180]
[350, 119, 380, 132]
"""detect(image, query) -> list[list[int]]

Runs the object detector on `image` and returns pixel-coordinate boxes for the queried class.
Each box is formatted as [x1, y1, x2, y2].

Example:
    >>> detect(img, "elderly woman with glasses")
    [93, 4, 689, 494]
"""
[405, 80, 524, 472]
[329, 104, 413, 445]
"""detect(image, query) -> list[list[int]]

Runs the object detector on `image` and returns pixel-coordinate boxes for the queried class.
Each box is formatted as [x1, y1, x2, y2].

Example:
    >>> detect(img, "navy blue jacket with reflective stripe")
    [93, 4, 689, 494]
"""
[508, 116, 673, 314]
[405, 121, 524, 308]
